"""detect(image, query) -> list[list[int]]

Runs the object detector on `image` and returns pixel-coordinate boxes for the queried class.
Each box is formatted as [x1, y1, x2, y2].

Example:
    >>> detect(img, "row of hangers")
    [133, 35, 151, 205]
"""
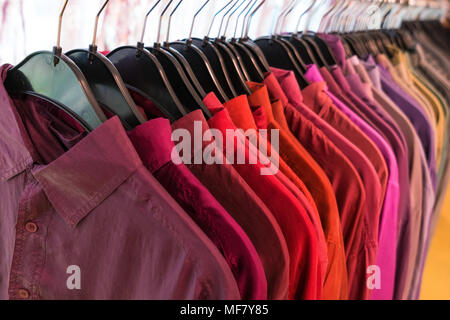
[4, 0, 445, 132]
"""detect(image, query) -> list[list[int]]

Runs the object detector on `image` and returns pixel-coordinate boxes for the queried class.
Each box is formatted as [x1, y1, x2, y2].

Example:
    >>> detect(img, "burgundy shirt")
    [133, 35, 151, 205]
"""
[128, 118, 267, 300]
[0, 65, 240, 299]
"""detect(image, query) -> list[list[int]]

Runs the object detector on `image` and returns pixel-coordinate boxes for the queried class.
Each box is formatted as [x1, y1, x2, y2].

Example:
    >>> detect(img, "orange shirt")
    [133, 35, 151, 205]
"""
[246, 81, 346, 300]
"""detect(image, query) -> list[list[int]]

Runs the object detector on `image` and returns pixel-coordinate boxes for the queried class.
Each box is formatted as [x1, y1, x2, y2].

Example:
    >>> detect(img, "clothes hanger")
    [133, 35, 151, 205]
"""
[275, 0, 311, 67]
[238, 0, 272, 73]
[66, 0, 145, 130]
[296, 0, 333, 67]
[226, 0, 265, 82]
[228, 0, 264, 82]
[254, 1, 310, 88]
[206, 0, 252, 95]
[316, 0, 352, 63]
[184, 1, 237, 99]
[107, 1, 188, 122]
[4, 0, 106, 132]
[169, 2, 230, 102]
[337, 0, 369, 58]
[159, 1, 208, 100]
[146, 0, 211, 118]
[284, 0, 319, 66]
[345, 0, 377, 58]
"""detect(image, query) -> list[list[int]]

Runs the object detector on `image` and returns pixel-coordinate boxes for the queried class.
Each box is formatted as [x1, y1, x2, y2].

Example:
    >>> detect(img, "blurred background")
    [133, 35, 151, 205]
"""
[0, 0, 334, 65]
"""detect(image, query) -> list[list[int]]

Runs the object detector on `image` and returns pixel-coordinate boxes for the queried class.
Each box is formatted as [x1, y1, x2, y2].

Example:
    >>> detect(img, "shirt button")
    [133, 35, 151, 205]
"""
[25, 222, 38, 233]
[18, 288, 30, 299]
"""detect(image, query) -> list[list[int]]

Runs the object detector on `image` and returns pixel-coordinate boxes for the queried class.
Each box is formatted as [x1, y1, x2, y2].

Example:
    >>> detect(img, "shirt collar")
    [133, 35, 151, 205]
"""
[329, 66, 352, 92]
[301, 82, 329, 114]
[318, 66, 343, 95]
[271, 100, 290, 131]
[128, 118, 176, 174]
[0, 64, 37, 182]
[345, 72, 375, 101]
[33, 116, 143, 229]
[223, 94, 258, 131]
[271, 67, 306, 108]
[247, 82, 275, 122]
[263, 71, 289, 107]
[172, 109, 212, 159]
[320, 33, 347, 69]
[1, 65, 143, 228]
[305, 64, 326, 83]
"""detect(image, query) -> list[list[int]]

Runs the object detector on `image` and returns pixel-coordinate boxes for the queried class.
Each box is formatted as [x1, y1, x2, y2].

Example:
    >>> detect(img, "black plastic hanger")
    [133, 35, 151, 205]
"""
[66, 0, 145, 130]
[147, 0, 211, 118]
[107, 2, 188, 122]
[177, 0, 236, 99]
[207, 0, 251, 95]
[278, 1, 319, 67]
[226, 0, 264, 82]
[238, 0, 271, 73]
[168, 1, 229, 103]
[4, 0, 106, 132]
[254, 2, 309, 88]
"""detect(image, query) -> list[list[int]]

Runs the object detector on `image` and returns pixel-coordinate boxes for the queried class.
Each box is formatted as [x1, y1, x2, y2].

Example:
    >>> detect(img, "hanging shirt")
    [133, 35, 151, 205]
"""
[244, 82, 343, 290]
[305, 65, 400, 301]
[376, 54, 437, 186]
[263, 72, 350, 300]
[270, 67, 383, 300]
[171, 110, 290, 300]
[223, 95, 319, 216]
[0, 68, 240, 299]
[128, 118, 267, 300]
[362, 58, 427, 300]
[219, 94, 328, 284]
[174, 104, 322, 300]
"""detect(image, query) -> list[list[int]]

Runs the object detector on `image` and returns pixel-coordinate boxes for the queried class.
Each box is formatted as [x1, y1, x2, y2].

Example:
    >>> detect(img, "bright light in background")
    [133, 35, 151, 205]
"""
[0, 0, 331, 65]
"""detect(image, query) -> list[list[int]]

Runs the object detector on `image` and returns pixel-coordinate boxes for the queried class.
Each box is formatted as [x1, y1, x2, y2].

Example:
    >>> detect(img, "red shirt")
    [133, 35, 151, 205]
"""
[195, 99, 322, 300]
[172, 110, 290, 300]
[217, 94, 328, 283]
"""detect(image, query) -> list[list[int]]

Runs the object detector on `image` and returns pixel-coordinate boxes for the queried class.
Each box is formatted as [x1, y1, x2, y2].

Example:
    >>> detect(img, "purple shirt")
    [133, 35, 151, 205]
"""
[128, 118, 267, 300]
[370, 57, 437, 188]
[304, 65, 400, 301]
[0, 63, 240, 299]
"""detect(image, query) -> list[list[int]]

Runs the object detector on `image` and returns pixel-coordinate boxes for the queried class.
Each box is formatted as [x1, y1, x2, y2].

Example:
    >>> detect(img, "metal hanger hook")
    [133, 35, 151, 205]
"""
[274, 0, 295, 37]
[207, 0, 234, 38]
[233, 0, 253, 39]
[279, 0, 298, 36]
[223, 0, 248, 39]
[245, 0, 265, 39]
[166, 0, 184, 45]
[92, 0, 110, 49]
[296, 0, 316, 35]
[281, 0, 300, 34]
[140, 0, 162, 45]
[56, 0, 69, 50]
[188, 0, 210, 44]
[157, 0, 174, 45]
[218, 0, 240, 39]
[241, 0, 257, 38]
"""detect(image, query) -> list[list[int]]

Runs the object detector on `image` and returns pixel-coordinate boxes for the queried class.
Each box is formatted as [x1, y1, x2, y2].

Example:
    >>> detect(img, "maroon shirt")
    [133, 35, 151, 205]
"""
[128, 118, 267, 300]
[0, 66, 240, 299]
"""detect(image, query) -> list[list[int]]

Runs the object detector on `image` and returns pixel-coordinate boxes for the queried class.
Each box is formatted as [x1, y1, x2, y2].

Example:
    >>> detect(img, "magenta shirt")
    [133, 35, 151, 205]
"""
[0, 65, 241, 300]
[304, 65, 400, 300]
[128, 118, 267, 300]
